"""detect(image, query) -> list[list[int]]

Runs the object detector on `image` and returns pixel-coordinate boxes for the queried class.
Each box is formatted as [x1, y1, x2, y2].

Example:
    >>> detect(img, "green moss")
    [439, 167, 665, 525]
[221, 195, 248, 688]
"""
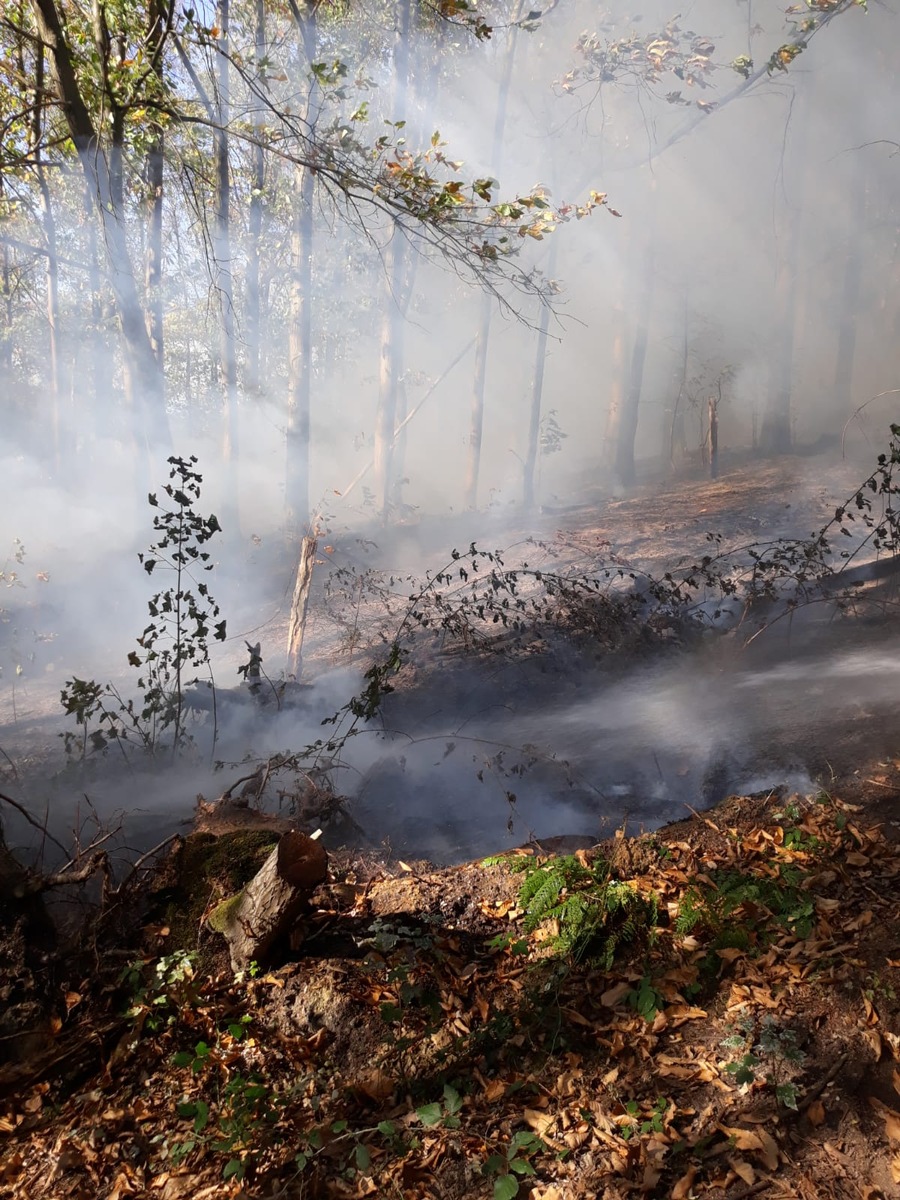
[160, 830, 278, 953]
[206, 890, 245, 934]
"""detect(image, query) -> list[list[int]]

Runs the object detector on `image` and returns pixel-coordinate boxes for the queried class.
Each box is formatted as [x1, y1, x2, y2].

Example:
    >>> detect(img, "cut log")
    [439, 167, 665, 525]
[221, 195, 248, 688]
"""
[213, 831, 327, 972]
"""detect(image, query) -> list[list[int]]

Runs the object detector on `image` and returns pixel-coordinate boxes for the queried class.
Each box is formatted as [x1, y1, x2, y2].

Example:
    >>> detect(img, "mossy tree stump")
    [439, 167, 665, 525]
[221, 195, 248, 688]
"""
[213, 832, 327, 972]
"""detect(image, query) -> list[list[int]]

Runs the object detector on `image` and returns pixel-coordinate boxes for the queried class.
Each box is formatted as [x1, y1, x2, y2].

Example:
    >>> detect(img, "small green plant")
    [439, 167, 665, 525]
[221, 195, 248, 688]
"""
[515, 854, 659, 966]
[482, 1129, 545, 1199]
[863, 972, 897, 1006]
[120, 950, 201, 1035]
[626, 974, 664, 1023]
[169, 1021, 280, 1181]
[720, 1014, 805, 1109]
[415, 1083, 464, 1130]
[676, 867, 815, 945]
[60, 456, 226, 759]
[621, 1096, 669, 1140]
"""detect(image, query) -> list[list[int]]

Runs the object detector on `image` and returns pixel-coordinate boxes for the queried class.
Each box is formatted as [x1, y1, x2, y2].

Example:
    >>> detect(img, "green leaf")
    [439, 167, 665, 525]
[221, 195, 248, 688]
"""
[355, 1143, 371, 1171]
[416, 1103, 443, 1127]
[193, 1100, 209, 1132]
[494, 1176, 519, 1200]
[776, 1082, 799, 1110]
[222, 1158, 244, 1181]
[331, 1120, 348, 1134]
[443, 1084, 463, 1114]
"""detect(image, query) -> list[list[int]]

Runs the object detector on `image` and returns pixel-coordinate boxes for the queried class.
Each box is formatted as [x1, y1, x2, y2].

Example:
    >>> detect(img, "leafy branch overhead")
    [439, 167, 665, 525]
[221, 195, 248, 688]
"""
[561, 0, 866, 162]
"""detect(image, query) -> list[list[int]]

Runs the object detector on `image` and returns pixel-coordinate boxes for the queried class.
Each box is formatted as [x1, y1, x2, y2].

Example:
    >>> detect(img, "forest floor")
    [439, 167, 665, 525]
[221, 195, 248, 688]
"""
[2, 447, 900, 1198]
[4, 772, 900, 1200]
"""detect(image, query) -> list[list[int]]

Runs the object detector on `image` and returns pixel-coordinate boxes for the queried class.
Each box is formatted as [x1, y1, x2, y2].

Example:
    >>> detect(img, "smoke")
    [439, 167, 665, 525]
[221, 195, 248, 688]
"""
[2, 0, 899, 861]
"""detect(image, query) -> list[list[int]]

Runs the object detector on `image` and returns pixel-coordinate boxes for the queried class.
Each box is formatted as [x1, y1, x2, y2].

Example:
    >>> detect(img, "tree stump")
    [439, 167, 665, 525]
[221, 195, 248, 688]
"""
[213, 831, 327, 972]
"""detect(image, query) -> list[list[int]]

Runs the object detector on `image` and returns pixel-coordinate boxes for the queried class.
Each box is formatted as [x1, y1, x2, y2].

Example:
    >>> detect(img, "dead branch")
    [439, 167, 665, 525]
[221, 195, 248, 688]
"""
[13, 850, 108, 897]
[0, 790, 69, 859]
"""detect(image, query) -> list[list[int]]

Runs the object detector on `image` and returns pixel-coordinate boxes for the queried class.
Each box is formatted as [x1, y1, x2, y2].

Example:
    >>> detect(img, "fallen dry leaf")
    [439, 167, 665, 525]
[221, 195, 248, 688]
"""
[671, 1165, 697, 1198]
[806, 1099, 826, 1126]
[869, 1096, 900, 1144]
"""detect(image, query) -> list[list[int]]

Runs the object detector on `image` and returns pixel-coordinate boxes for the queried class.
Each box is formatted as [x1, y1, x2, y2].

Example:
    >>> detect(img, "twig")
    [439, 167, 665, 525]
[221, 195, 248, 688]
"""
[798, 1052, 848, 1114]
[0, 790, 69, 858]
[0, 746, 18, 780]
[728, 1180, 772, 1200]
[113, 834, 182, 894]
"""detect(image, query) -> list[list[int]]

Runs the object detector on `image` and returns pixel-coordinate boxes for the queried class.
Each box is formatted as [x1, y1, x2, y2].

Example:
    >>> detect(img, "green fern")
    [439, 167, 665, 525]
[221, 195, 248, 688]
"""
[516, 856, 658, 965]
[675, 868, 814, 943]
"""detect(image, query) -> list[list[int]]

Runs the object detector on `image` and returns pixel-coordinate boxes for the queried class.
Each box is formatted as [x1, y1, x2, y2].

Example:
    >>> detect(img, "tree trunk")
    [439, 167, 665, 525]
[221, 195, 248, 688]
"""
[29, 41, 66, 475]
[245, 0, 267, 396]
[372, 0, 412, 522]
[287, 534, 317, 679]
[615, 236, 655, 489]
[463, 0, 524, 508]
[373, 236, 407, 519]
[29, 0, 170, 454]
[464, 294, 491, 509]
[215, 831, 327, 972]
[707, 394, 719, 480]
[215, 0, 240, 531]
[760, 245, 796, 454]
[522, 240, 558, 510]
[285, 8, 319, 537]
[602, 295, 627, 470]
[144, 0, 166, 372]
[286, 162, 315, 535]
[832, 159, 866, 419]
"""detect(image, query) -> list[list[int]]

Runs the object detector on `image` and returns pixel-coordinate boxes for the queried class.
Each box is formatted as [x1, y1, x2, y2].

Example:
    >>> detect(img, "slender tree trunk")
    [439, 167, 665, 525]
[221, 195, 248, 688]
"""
[144, 0, 165, 371]
[832, 160, 866, 419]
[615, 231, 655, 488]
[602, 294, 627, 470]
[215, 0, 240, 530]
[285, 8, 319, 536]
[707, 393, 719, 479]
[668, 290, 690, 470]
[760, 246, 796, 454]
[372, 0, 412, 521]
[760, 95, 812, 455]
[286, 163, 314, 534]
[373, 236, 407, 519]
[29, 41, 66, 473]
[245, 0, 267, 396]
[464, 294, 491, 507]
[0, 202, 11, 374]
[522, 240, 558, 510]
[464, 0, 524, 509]
[30, 0, 170, 456]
